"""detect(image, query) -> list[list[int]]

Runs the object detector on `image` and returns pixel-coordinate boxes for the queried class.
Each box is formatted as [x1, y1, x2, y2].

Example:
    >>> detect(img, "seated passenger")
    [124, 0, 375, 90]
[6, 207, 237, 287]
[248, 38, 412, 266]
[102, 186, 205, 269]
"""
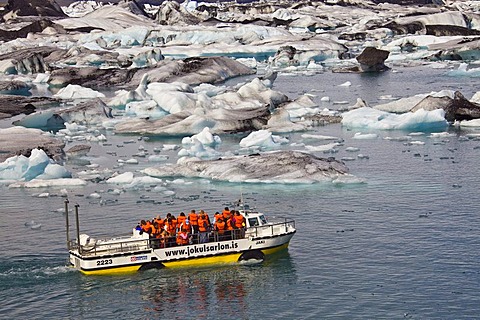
[214, 217, 226, 241]
[176, 230, 190, 246]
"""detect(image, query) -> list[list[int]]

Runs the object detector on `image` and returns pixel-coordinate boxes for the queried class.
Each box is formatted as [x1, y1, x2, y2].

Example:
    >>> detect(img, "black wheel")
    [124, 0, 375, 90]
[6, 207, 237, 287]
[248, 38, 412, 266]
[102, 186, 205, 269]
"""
[238, 250, 265, 262]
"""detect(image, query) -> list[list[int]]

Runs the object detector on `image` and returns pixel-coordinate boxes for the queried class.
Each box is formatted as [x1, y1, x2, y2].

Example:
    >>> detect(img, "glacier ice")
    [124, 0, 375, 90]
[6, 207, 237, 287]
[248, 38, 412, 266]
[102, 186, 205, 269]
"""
[342, 107, 448, 131]
[0, 148, 71, 181]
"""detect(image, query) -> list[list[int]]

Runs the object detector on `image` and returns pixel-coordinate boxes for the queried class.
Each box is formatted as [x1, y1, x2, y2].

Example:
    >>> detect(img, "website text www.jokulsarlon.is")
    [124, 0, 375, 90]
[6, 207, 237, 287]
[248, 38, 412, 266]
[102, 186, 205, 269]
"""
[164, 241, 240, 258]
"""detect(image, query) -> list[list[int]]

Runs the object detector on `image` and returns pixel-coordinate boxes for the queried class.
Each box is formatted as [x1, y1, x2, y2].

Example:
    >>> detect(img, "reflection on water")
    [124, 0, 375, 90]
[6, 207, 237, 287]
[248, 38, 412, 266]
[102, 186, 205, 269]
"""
[140, 252, 296, 319]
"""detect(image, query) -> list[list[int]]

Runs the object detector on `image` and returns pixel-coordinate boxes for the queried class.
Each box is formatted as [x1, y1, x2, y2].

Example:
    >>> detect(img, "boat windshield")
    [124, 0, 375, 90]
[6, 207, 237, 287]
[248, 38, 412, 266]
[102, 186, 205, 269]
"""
[259, 215, 267, 224]
[248, 217, 259, 227]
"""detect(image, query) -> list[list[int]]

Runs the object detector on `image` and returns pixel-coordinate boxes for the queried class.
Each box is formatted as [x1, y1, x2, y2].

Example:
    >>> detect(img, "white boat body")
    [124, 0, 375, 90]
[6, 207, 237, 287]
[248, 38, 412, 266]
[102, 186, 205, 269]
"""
[68, 208, 296, 275]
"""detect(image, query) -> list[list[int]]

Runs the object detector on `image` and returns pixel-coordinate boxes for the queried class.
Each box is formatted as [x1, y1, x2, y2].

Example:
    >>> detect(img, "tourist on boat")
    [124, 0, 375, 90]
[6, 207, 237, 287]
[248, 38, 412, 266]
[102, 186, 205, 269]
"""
[176, 229, 190, 246]
[157, 230, 167, 248]
[222, 207, 231, 220]
[234, 211, 246, 239]
[189, 209, 199, 234]
[198, 210, 210, 244]
[214, 217, 226, 241]
[214, 211, 223, 224]
[176, 212, 186, 231]
[141, 220, 153, 234]
[154, 215, 164, 231]
[179, 218, 191, 234]
[225, 216, 235, 240]
[135, 223, 142, 232]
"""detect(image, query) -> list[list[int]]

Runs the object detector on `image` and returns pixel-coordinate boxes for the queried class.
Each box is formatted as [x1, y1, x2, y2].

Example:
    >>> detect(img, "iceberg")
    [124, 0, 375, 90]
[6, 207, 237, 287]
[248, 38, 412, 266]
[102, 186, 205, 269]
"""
[239, 130, 288, 149]
[0, 148, 71, 181]
[53, 84, 106, 100]
[341, 107, 448, 131]
[142, 150, 350, 184]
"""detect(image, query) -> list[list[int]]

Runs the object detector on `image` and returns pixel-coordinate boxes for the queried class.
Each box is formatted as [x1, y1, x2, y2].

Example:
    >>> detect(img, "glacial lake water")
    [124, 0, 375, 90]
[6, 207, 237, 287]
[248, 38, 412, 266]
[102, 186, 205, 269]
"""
[1, 64, 480, 319]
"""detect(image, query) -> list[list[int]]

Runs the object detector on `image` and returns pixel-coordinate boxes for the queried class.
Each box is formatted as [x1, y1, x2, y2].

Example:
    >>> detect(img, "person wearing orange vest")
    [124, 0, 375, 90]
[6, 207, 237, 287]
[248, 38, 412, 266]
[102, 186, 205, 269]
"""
[225, 216, 235, 240]
[154, 215, 164, 232]
[176, 212, 186, 232]
[198, 210, 210, 243]
[141, 220, 153, 235]
[188, 209, 199, 234]
[233, 211, 246, 239]
[176, 229, 190, 246]
[222, 207, 231, 221]
[214, 217, 226, 241]
[159, 230, 169, 248]
[214, 211, 223, 224]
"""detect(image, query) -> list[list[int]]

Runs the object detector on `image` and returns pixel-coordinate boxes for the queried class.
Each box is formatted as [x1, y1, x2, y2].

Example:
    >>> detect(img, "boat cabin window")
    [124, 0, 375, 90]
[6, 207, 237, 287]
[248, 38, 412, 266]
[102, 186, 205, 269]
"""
[248, 217, 259, 227]
[259, 215, 267, 225]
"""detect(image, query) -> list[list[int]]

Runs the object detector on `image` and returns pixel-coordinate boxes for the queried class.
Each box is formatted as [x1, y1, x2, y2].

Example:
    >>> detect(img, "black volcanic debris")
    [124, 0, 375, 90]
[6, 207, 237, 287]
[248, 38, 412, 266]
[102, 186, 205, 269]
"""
[356, 47, 390, 72]
[0, 19, 65, 41]
[1, 0, 67, 18]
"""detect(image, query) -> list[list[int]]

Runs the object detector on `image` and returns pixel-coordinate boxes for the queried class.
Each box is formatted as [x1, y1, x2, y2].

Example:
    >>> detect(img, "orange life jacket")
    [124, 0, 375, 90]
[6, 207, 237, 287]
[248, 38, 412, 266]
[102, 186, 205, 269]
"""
[180, 221, 191, 233]
[154, 218, 164, 230]
[215, 220, 226, 234]
[222, 209, 231, 220]
[234, 215, 245, 229]
[214, 212, 223, 223]
[176, 231, 189, 245]
[165, 220, 176, 235]
[226, 218, 234, 231]
[142, 221, 153, 234]
[189, 212, 198, 226]
[198, 215, 209, 232]
[177, 215, 186, 228]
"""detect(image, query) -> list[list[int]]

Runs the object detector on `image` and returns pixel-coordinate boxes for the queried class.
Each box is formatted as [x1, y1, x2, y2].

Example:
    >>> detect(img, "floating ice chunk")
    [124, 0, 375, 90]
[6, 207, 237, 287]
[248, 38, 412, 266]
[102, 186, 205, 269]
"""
[409, 132, 425, 136]
[304, 142, 340, 152]
[430, 132, 454, 138]
[353, 132, 378, 139]
[37, 193, 49, 198]
[182, 127, 221, 146]
[53, 84, 105, 99]
[338, 81, 351, 87]
[87, 192, 101, 199]
[148, 155, 169, 162]
[125, 159, 139, 164]
[447, 63, 480, 78]
[106, 172, 134, 184]
[332, 174, 366, 184]
[320, 96, 330, 102]
[125, 100, 167, 119]
[458, 119, 480, 128]
[239, 130, 287, 149]
[163, 144, 179, 151]
[301, 134, 340, 141]
[408, 141, 426, 145]
[36, 164, 72, 180]
[357, 154, 370, 159]
[345, 147, 360, 152]
[8, 178, 87, 188]
[342, 107, 447, 131]
[124, 176, 164, 189]
[178, 137, 221, 159]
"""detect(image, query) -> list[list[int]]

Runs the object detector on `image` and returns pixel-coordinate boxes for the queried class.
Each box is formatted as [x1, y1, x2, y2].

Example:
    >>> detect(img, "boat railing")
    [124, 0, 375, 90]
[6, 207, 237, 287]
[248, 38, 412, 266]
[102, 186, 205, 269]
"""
[246, 218, 296, 238]
[69, 236, 151, 257]
[69, 219, 295, 257]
